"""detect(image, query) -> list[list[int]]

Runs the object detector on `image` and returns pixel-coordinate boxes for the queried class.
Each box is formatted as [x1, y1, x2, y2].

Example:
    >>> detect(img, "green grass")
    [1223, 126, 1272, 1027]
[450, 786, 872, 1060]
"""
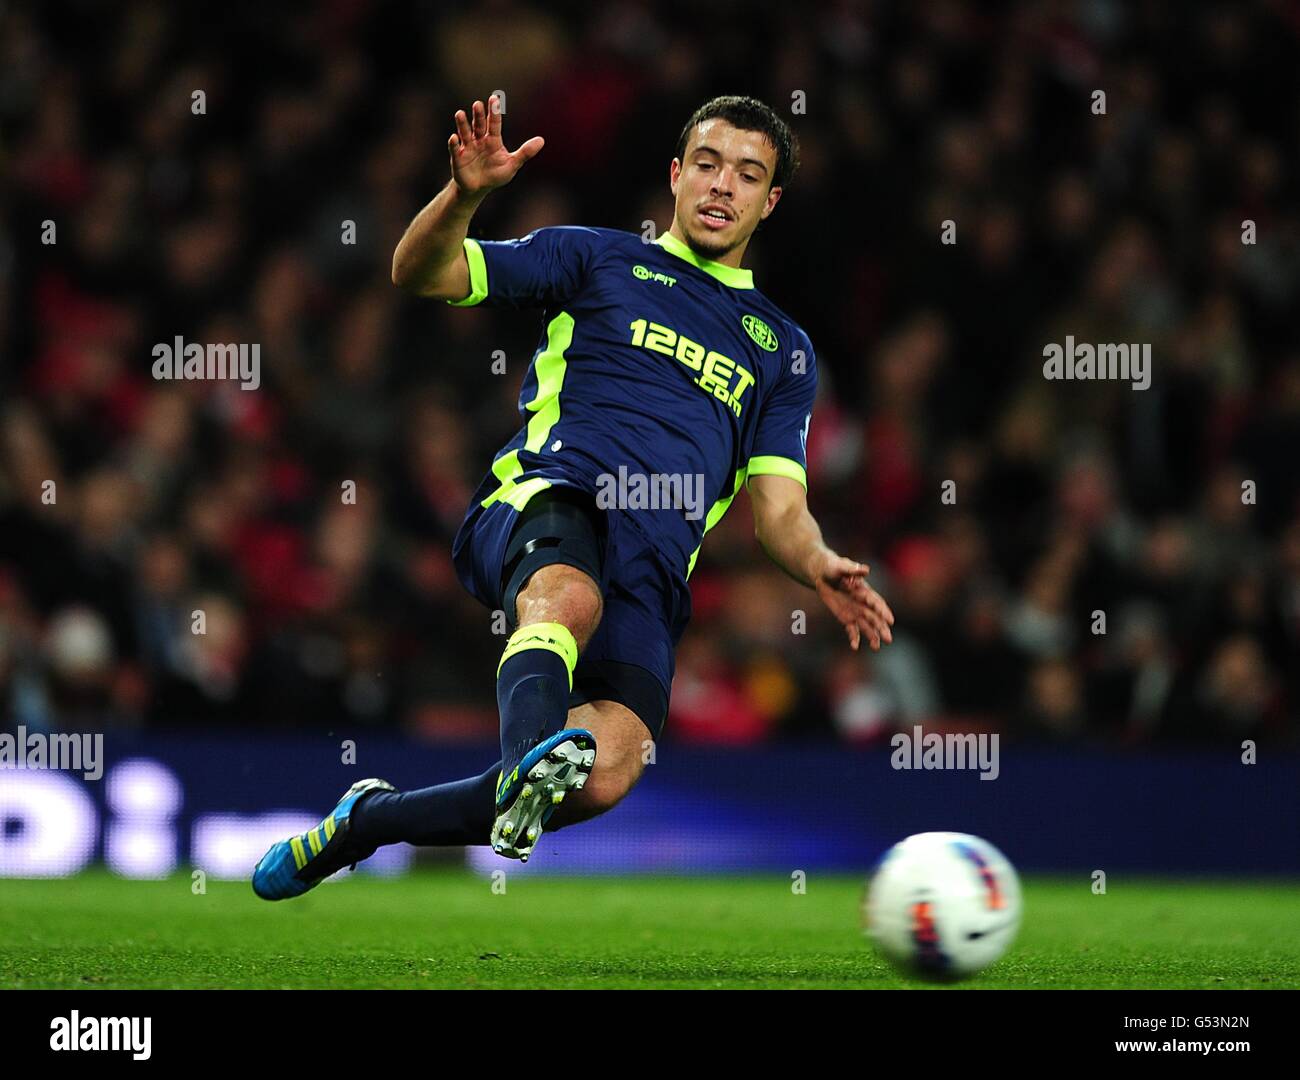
[0, 871, 1296, 988]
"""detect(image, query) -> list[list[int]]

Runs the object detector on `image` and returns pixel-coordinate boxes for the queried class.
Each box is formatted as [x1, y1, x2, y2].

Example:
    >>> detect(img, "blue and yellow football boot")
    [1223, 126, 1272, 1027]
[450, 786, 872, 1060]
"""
[252, 778, 395, 901]
[491, 729, 597, 862]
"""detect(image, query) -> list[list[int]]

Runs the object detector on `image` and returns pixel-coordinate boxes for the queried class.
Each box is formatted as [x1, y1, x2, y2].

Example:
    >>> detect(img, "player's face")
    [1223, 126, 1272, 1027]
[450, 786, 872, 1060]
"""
[670, 119, 782, 261]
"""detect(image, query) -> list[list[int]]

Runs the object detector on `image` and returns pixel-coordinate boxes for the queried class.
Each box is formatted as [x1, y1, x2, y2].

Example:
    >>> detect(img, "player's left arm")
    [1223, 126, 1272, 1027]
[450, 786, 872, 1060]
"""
[745, 327, 893, 651]
[749, 473, 894, 652]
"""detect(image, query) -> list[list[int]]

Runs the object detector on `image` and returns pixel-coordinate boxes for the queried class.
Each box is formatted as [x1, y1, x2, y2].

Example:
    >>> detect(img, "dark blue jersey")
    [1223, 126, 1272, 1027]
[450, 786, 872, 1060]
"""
[448, 226, 817, 583]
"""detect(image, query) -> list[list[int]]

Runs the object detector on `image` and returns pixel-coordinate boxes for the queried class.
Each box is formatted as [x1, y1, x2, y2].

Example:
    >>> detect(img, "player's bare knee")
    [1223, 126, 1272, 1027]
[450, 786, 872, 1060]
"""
[550, 754, 640, 827]
[578, 771, 632, 816]
[515, 564, 602, 646]
[553, 782, 622, 826]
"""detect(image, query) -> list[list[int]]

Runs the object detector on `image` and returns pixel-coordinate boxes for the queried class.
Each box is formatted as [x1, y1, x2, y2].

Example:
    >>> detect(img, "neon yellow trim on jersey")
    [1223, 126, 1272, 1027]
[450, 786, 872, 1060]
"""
[746, 455, 808, 490]
[498, 622, 579, 690]
[499, 475, 554, 511]
[686, 466, 749, 577]
[654, 231, 754, 289]
[481, 312, 574, 510]
[447, 238, 489, 306]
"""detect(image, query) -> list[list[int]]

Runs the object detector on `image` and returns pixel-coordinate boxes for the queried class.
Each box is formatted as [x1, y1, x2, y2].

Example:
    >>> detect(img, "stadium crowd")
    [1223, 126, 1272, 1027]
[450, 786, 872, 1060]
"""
[2, 1, 1297, 746]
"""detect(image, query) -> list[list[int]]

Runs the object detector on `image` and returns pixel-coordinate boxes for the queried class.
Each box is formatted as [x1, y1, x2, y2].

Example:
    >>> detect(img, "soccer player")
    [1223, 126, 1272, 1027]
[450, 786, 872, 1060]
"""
[253, 93, 894, 899]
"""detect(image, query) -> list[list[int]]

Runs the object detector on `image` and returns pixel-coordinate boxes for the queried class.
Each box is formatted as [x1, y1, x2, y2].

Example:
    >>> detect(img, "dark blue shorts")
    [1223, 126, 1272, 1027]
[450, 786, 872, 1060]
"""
[452, 483, 690, 741]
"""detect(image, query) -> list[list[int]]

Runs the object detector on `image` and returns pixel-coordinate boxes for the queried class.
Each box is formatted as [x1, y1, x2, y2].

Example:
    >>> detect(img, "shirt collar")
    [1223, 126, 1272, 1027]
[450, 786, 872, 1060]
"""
[654, 230, 755, 289]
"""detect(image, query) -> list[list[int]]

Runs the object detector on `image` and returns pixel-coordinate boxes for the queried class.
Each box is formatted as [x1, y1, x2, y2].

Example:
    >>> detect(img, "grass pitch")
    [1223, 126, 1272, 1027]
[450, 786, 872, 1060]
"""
[0, 871, 1295, 989]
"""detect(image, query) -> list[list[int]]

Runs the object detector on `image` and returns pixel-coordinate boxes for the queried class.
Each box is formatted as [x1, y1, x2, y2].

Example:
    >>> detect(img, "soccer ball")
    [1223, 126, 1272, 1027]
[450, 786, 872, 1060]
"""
[863, 831, 1022, 980]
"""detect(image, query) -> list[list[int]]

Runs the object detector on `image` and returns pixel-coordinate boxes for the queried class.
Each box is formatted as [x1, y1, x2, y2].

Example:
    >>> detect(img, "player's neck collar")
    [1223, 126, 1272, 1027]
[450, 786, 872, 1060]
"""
[655, 231, 754, 289]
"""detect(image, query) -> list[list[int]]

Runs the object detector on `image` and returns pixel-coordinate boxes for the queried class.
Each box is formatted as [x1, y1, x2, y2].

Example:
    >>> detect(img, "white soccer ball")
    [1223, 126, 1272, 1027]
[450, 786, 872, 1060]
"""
[863, 831, 1022, 979]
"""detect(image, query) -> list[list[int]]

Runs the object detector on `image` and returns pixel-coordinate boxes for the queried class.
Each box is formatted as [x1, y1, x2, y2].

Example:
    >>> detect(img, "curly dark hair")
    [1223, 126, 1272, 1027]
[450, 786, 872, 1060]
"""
[674, 95, 800, 190]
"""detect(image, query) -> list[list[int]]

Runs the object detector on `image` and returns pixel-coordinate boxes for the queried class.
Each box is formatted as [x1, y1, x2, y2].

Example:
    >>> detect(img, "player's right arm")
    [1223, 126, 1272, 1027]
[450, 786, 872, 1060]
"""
[390, 95, 544, 299]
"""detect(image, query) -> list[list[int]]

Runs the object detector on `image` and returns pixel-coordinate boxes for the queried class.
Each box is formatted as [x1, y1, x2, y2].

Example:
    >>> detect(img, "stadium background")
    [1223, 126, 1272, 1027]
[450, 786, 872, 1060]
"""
[1, 0, 1298, 880]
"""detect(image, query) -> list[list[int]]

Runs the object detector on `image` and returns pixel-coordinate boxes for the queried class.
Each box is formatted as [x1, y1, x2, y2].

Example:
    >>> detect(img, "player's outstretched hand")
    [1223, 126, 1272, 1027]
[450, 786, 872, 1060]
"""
[448, 94, 544, 196]
[812, 554, 895, 652]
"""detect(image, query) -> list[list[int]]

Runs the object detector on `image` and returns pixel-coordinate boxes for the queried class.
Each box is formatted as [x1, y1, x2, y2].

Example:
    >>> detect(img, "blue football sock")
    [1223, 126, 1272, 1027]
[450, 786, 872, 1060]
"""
[496, 621, 579, 789]
[350, 763, 499, 847]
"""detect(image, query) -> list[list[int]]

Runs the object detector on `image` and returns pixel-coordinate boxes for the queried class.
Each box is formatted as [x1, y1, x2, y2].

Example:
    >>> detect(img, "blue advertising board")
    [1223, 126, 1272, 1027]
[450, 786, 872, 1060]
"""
[1, 732, 1296, 878]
